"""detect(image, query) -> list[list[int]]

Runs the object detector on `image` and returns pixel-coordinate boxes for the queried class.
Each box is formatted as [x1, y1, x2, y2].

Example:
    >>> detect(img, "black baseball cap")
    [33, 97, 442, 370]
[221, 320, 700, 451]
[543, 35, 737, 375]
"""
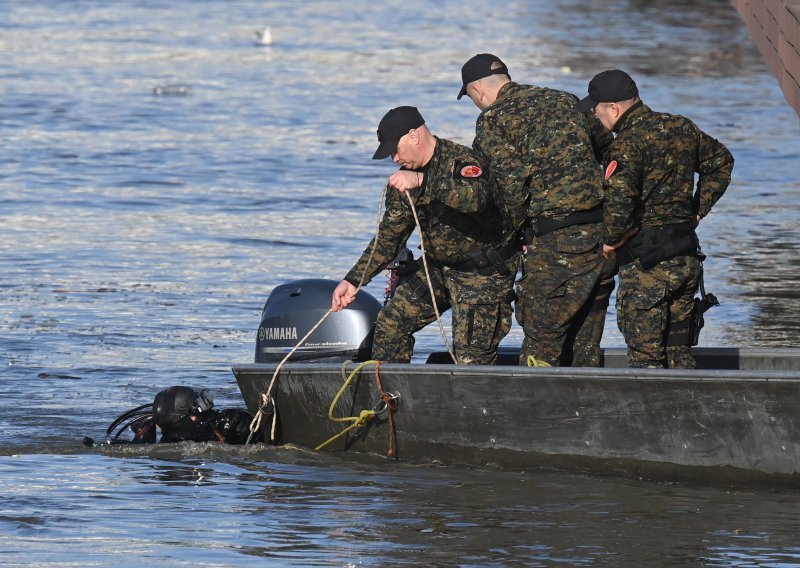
[457, 53, 510, 100]
[576, 69, 639, 112]
[372, 106, 425, 160]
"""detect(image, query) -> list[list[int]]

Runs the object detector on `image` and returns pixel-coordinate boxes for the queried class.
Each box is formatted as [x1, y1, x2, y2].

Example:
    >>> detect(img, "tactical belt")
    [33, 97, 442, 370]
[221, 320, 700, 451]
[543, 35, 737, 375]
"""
[523, 205, 603, 244]
[616, 223, 703, 270]
[447, 237, 520, 277]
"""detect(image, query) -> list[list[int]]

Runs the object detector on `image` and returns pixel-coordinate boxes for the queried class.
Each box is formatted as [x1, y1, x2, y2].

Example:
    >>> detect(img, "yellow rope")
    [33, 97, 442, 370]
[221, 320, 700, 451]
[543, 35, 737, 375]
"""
[526, 355, 552, 367]
[315, 360, 381, 451]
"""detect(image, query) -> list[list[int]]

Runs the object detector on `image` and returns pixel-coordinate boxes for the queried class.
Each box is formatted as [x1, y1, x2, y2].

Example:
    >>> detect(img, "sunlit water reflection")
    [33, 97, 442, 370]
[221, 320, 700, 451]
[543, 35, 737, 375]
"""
[1, 0, 799, 565]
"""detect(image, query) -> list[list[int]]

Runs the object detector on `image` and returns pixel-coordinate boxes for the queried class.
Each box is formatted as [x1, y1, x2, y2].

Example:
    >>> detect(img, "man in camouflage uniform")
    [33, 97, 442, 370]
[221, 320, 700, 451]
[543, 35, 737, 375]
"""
[457, 53, 614, 367]
[576, 70, 733, 368]
[331, 106, 518, 364]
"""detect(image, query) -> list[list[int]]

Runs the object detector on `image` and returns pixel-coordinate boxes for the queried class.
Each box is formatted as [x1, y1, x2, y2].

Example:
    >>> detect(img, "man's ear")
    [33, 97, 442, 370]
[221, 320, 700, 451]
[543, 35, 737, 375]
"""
[471, 82, 484, 102]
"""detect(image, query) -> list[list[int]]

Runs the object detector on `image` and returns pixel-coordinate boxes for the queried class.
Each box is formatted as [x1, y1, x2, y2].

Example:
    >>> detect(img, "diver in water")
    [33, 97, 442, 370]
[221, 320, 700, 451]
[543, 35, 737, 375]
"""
[85, 386, 262, 446]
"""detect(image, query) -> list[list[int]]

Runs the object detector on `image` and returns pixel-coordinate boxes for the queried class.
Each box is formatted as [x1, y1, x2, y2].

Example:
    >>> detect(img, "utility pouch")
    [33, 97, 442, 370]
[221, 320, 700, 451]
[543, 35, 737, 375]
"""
[404, 263, 445, 304]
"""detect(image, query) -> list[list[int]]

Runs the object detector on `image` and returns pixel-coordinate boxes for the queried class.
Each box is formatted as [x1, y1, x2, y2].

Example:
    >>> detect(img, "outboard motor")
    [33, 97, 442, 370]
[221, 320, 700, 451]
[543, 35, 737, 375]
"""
[255, 278, 381, 363]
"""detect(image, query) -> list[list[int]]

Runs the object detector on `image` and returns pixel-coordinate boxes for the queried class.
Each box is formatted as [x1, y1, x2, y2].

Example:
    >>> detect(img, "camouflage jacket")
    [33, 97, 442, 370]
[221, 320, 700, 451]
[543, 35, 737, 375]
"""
[472, 82, 612, 230]
[345, 137, 509, 286]
[602, 102, 734, 245]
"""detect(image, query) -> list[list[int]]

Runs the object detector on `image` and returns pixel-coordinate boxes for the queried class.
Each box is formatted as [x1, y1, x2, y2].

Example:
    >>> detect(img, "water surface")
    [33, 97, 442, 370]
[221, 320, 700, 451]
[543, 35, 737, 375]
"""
[1, 0, 799, 566]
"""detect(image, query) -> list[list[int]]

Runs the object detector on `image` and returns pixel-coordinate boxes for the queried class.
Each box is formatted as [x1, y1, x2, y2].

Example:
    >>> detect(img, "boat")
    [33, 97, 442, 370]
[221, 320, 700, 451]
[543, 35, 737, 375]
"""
[232, 278, 800, 487]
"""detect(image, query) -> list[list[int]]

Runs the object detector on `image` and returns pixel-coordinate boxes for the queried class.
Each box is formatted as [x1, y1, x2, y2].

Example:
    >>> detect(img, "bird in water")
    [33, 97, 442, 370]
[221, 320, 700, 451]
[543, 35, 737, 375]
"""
[255, 26, 273, 46]
[153, 84, 191, 96]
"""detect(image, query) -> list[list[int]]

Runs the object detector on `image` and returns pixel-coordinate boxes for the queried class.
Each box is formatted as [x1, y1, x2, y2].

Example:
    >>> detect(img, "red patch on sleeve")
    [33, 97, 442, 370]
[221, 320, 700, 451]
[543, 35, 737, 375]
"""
[460, 165, 482, 178]
[604, 160, 618, 180]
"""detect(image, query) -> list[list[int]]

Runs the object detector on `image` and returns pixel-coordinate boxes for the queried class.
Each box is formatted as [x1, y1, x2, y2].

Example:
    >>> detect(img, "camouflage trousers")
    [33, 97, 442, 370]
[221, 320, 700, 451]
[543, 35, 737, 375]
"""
[569, 260, 616, 367]
[616, 255, 701, 368]
[516, 223, 606, 367]
[372, 258, 517, 364]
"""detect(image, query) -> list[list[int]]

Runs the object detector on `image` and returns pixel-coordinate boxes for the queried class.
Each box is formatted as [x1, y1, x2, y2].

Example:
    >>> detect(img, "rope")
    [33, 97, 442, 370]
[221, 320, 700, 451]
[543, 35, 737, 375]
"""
[403, 191, 457, 364]
[315, 359, 399, 456]
[373, 361, 398, 457]
[526, 355, 552, 367]
[247, 185, 389, 444]
[247, 310, 333, 443]
[315, 360, 381, 451]
[248, 179, 461, 445]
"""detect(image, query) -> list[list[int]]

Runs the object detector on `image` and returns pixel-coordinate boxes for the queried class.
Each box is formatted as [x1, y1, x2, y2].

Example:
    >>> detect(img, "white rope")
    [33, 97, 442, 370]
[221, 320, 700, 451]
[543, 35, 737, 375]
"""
[403, 191, 457, 364]
[247, 184, 388, 443]
[248, 180, 461, 443]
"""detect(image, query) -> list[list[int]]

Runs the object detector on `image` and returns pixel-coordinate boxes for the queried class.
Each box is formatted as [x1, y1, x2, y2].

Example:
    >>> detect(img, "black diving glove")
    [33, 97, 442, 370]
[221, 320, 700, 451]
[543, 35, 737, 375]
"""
[211, 409, 261, 444]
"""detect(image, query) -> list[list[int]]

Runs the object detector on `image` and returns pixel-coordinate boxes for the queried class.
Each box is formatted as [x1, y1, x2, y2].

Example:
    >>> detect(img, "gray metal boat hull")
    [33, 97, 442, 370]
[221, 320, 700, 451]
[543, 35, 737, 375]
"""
[232, 347, 800, 487]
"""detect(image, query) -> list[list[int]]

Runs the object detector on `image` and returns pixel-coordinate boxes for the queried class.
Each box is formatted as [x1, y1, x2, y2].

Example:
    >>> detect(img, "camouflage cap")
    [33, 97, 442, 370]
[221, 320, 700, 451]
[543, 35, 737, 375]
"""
[457, 53, 510, 100]
[576, 69, 639, 112]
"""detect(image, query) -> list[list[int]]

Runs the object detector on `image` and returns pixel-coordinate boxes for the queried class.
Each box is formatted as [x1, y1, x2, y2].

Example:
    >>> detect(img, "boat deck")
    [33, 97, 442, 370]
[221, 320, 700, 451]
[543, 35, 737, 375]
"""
[427, 346, 800, 370]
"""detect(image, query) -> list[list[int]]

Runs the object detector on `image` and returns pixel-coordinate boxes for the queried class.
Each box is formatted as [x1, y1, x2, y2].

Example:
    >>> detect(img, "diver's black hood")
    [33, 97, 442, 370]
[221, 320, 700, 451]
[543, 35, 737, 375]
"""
[152, 386, 214, 430]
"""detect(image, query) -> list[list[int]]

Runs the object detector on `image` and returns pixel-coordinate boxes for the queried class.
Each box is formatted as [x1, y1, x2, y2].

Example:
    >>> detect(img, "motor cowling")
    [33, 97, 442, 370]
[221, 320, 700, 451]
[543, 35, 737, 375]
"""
[255, 278, 381, 363]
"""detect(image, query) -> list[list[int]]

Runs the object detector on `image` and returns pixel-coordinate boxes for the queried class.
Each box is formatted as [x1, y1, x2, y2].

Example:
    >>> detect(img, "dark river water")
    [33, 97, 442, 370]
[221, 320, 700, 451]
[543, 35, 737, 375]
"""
[1, 0, 799, 566]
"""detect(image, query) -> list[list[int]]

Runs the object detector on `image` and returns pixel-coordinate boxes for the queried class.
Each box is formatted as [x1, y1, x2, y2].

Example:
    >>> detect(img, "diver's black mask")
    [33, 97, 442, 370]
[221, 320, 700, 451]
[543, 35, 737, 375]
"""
[193, 389, 214, 413]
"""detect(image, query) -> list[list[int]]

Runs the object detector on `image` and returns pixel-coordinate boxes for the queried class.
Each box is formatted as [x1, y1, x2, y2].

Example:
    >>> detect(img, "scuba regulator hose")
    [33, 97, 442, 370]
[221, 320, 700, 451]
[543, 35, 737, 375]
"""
[83, 403, 155, 447]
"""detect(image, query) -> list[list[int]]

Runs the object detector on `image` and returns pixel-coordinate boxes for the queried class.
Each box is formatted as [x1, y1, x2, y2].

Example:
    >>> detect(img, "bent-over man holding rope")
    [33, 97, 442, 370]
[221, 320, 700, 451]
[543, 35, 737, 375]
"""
[331, 106, 519, 365]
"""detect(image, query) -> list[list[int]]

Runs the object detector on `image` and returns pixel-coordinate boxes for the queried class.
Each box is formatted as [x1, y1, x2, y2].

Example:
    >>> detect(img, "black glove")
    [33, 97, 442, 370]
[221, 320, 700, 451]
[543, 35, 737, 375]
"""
[212, 409, 261, 444]
[130, 416, 157, 443]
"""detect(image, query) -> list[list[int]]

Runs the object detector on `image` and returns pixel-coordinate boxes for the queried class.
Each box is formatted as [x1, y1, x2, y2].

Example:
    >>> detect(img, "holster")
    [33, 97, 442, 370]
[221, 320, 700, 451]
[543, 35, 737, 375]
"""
[402, 262, 445, 305]
[666, 291, 719, 347]
[690, 291, 720, 346]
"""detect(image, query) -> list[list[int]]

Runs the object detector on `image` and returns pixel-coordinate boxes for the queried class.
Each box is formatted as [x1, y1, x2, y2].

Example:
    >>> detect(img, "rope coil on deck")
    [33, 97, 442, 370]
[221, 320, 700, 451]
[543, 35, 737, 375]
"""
[526, 355, 552, 367]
